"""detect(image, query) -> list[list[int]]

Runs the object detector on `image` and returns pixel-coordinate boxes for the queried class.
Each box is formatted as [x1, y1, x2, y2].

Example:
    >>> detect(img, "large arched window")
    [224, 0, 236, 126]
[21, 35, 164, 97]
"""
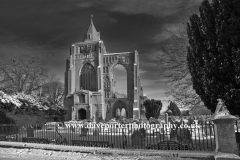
[80, 63, 97, 91]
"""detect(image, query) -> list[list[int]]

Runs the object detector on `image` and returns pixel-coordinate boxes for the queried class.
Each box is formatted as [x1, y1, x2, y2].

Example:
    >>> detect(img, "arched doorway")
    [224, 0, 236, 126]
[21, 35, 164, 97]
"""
[111, 65, 127, 98]
[112, 100, 128, 118]
[78, 108, 86, 120]
[121, 108, 126, 118]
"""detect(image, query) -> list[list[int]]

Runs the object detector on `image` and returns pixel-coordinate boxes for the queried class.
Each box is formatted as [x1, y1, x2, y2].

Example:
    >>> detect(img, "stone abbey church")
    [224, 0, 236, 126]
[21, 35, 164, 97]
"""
[64, 17, 145, 121]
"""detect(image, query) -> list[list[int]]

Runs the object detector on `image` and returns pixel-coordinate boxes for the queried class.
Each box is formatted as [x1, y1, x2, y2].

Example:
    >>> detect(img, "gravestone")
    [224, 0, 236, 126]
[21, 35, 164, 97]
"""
[93, 127, 100, 136]
[176, 127, 191, 144]
[70, 125, 75, 132]
[129, 118, 134, 123]
[80, 124, 89, 136]
[156, 119, 161, 124]
[142, 118, 148, 123]
[211, 99, 239, 156]
[62, 138, 69, 145]
[149, 117, 156, 124]
[121, 117, 128, 124]
[26, 126, 34, 137]
[131, 128, 146, 148]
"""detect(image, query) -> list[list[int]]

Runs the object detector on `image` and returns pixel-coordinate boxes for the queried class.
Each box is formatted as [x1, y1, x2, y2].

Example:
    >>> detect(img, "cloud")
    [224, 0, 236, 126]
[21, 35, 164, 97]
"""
[0, 0, 202, 100]
[76, 0, 202, 18]
[76, 2, 94, 8]
[109, 0, 187, 17]
[153, 31, 172, 43]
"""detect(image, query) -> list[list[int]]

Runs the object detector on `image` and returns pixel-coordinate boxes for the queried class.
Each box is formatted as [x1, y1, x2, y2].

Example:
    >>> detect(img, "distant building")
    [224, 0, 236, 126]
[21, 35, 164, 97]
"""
[64, 17, 144, 121]
[189, 105, 212, 115]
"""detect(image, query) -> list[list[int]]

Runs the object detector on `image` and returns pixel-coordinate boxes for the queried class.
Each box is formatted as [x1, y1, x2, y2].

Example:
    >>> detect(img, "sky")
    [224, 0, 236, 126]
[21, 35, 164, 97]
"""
[0, 0, 202, 112]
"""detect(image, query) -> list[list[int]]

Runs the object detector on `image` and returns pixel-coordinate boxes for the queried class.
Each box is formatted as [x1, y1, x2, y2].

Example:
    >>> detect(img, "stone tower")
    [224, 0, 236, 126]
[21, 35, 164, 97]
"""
[64, 16, 144, 121]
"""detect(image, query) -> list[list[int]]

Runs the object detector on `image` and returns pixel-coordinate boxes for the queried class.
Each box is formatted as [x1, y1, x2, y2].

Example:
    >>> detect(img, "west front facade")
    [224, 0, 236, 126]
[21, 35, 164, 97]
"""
[64, 17, 145, 121]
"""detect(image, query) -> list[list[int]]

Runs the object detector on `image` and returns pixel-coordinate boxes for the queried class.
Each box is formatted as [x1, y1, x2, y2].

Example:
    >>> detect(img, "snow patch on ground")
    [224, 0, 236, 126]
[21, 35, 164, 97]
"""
[0, 141, 215, 160]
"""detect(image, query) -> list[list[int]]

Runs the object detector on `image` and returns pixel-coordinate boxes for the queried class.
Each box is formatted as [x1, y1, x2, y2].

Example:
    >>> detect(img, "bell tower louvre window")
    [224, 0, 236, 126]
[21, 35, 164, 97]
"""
[80, 63, 97, 91]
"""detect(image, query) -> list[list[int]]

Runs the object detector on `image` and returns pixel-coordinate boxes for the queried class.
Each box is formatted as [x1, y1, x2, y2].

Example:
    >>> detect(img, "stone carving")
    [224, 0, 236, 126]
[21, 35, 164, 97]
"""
[104, 75, 110, 91]
[118, 55, 129, 65]
[213, 99, 230, 118]
[82, 45, 92, 56]
[105, 98, 114, 106]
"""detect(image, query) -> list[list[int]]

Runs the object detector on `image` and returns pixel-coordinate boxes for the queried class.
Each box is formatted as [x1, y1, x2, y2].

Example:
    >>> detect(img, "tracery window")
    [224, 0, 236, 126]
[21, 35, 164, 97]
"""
[80, 63, 97, 91]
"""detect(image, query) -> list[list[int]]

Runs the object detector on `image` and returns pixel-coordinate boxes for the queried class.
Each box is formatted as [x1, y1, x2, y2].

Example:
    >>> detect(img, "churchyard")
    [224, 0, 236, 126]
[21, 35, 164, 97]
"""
[0, 114, 235, 151]
[1, 102, 240, 160]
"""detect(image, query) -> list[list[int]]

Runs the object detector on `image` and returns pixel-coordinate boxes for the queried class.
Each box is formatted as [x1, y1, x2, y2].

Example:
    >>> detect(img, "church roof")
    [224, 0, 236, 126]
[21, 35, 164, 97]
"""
[189, 105, 212, 115]
[82, 15, 100, 42]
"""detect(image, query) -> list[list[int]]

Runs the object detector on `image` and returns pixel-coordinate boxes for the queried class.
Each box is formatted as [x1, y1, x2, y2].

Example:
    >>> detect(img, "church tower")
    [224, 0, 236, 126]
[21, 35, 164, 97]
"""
[82, 15, 100, 42]
[64, 16, 107, 121]
[64, 16, 143, 121]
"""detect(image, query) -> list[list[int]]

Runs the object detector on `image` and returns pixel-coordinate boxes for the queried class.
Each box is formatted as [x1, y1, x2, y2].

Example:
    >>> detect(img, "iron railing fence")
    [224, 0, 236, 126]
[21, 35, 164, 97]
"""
[0, 121, 215, 151]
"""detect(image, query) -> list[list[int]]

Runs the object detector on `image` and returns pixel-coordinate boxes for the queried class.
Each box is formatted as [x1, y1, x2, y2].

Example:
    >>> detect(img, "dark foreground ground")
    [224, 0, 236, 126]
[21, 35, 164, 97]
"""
[0, 141, 216, 160]
[0, 147, 211, 160]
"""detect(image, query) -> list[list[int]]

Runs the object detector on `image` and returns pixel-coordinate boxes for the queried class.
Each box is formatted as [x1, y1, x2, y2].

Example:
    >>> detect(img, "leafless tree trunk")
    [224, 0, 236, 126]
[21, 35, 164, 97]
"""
[155, 16, 204, 110]
[0, 55, 48, 94]
[41, 74, 64, 108]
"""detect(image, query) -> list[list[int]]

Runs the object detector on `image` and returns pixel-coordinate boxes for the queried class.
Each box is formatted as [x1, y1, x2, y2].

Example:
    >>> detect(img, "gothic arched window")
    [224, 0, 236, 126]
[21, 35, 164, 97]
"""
[80, 63, 97, 91]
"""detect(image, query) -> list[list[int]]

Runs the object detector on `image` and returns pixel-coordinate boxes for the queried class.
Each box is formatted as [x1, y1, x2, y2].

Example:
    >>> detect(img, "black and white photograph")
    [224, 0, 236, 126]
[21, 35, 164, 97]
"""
[0, 0, 240, 159]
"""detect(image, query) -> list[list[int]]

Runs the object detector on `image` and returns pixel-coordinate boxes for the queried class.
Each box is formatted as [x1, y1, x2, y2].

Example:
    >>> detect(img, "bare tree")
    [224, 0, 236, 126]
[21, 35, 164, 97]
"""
[155, 16, 203, 109]
[40, 75, 64, 108]
[0, 55, 48, 94]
